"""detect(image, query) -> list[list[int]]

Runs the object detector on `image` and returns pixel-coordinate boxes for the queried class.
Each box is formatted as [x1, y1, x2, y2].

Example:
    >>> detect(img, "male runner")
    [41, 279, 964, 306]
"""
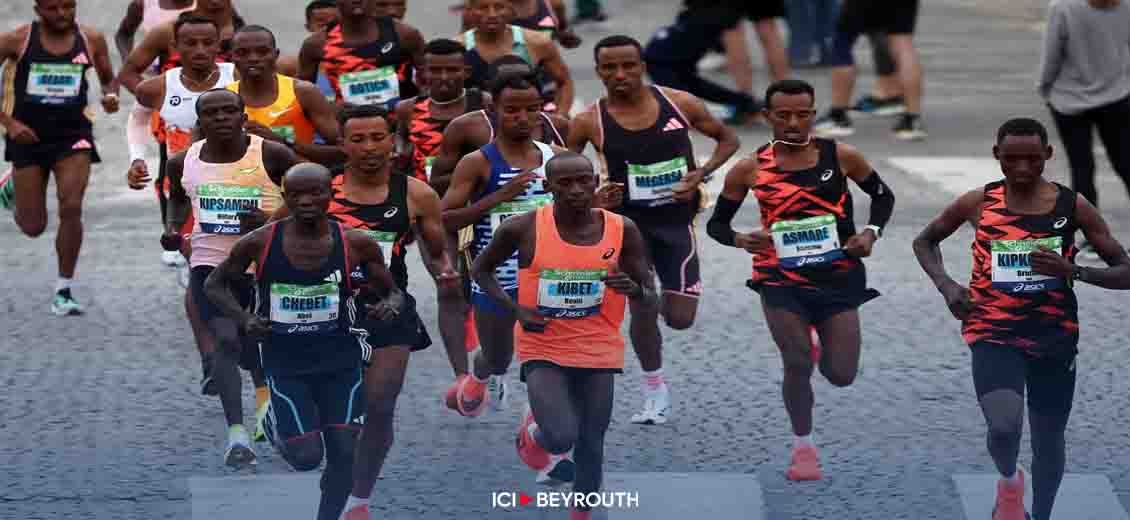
[298, 0, 425, 111]
[277, 1, 339, 78]
[472, 152, 655, 515]
[227, 25, 344, 165]
[441, 74, 563, 417]
[569, 35, 740, 425]
[912, 118, 1130, 520]
[0, 0, 119, 315]
[205, 164, 401, 520]
[510, 0, 582, 49]
[374, 0, 408, 20]
[462, 0, 574, 114]
[165, 88, 300, 467]
[117, 0, 242, 92]
[706, 79, 894, 479]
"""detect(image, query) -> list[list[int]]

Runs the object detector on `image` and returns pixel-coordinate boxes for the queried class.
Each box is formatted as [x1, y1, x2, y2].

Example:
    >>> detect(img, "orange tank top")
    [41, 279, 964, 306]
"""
[515, 205, 627, 370]
[228, 75, 316, 145]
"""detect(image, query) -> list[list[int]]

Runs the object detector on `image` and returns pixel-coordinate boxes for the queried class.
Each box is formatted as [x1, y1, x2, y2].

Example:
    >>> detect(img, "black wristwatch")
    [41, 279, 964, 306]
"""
[1072, 265, 1088, 283]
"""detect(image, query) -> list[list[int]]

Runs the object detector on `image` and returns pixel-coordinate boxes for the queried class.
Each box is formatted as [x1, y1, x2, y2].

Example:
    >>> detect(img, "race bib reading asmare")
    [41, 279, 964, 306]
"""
[770, 214, 843, 269]
[489, 194, 553, 231]
[626, 157, 686, 206]
[196, 184, 262, 235]
[26, 63, 83, 104]
[991, 237, 1064, 293]
[537, 269, 607, 319]
[339, 67, 399, 107]
[269, 282, 340, 334]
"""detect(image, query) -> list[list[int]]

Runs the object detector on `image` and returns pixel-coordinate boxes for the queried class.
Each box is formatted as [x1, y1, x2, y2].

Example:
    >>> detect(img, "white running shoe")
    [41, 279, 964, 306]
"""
[487, 374, 509, 412]
[629, 385, 671, 425]
[161, 250, 186, 267]
[51, 289, 84, 316]
[176, 264, 190, 288]
[224, 428, 257, 468]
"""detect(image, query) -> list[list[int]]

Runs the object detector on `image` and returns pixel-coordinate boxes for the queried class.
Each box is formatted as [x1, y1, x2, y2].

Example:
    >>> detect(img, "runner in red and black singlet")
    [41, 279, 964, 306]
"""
[329, 171, 412, 292]
[914, 118, 1130, 520]
[708, 80, 895, 482]
[405, 90, 486, 181]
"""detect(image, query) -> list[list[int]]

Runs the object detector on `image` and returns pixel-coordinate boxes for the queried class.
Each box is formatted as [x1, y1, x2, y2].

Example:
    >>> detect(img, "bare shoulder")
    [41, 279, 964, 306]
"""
[0, 24, 31, 54]
[407, 175, 440, 200]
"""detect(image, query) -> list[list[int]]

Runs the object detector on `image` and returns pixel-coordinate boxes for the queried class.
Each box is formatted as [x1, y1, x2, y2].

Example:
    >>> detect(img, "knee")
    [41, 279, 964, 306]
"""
[283, 436, 325, 471]
[323, 426, 358, 465]
[15, 215, 47, 237]
[537, 425, 577, 455]
[57, 199, 83, 221]
[662, 311, 695, 330]
[781, 350, 815, 377]
[820, 365, 857, 387]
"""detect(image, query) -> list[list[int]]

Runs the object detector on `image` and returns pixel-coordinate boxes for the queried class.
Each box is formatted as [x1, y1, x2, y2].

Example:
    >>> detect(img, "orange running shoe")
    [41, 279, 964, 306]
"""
[809, 326, 822, 363]
[786, 444, 823, 481]
[465, 308, 479, 353]
[992, 467, 1029, 520]
[516, 406, 551, 470]
[339, 502, 369, 520]
[456, 375, 489, 417]
[445, 374, 468, 413]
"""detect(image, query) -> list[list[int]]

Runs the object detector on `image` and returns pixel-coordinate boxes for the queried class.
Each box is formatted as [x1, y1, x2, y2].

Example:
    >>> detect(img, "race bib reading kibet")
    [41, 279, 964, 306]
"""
[27, 63, 83, 104]
[196, 184, 262, 235]
[626, 157, 687, 206]
[339, 67, 399, 107]
[537, 269, 607, 319]
[489, 194, 553, 231]
[770, 214, 843, 269]
[269, 282, 340, 334]
[991, 237, 1064, 293]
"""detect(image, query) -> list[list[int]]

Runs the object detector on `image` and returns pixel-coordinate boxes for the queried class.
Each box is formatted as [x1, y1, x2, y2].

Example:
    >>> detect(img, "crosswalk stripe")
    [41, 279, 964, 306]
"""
[953, 473, 1129, 520]
[604, 472, 764, 519]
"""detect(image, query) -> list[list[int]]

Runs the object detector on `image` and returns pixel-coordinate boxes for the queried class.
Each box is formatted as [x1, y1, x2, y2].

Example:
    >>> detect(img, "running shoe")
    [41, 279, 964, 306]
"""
[516, 406, 551, 470]
[161, 250, 186, 267]
[339, 502, 370, 520]
[0, 169, 13, 210]
[455, 375, 489, 417]
[536, 451, 576, 486]
[629, 384, 671, 425]
[51, 289, 84, 316]
[813, 110, 855, 137]
[487, 374, 509, 412]
[850, 95, 906, 117]
[991, 467, 1028, 520]
[444, 374, 466, 412]
[786, 444, 823, 481]
[253, 399, 270, 443]
[893, 114, 928, 141]
[223, 428, 257, 468]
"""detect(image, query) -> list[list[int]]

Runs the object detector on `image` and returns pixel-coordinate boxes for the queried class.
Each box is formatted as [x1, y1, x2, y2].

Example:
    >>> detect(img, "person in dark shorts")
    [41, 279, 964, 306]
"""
[815, 0, 926, 140]
[913, 118, 1130, 520]
[0, 0, 120, 315]
[205, 163, 403, 520]
[569, 35, 739, 426]
[694, 0, 789, 111]
[707, 79, 895, 481]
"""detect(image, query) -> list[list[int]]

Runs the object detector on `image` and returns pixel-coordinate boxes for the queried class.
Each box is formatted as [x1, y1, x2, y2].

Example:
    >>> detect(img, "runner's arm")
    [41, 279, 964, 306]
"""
[394, 97, 415, 168]
[84, 27, 120, 96]
[912, 189, 983, 292]
[409, 179, 458, 278]
[297, 32, 325, 83]
[706, 157, 753, 247]
[531, 32, 574, 116]
[545, 112, 570, 144]
[440, 152, 492, 230]
[203, 230, 266, 327]
[114, 0, 145, 62]
[134, 75, 164, 109]
[670, 88, 739, 182]
[346, 230, 406, 312]
[118, 24, 171, 93]
[839, 143, 895, 237]
[276, 54, 299, 77]
[0, 28, 27, 128]
[469, 212, 530, 314]
[429, 114, 474, 192]
[164, 151, 191, 236]
[261, 140, 302, 186]
[618, 218, 658, 304]
[291, 80, 346, 165]
[396, 23, 426, 88]
[566, 108, 595, 155]
[1065, 195, 1130, 289]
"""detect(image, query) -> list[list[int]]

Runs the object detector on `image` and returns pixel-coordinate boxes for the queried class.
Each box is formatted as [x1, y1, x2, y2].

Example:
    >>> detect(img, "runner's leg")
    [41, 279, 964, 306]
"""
[526, 364, 580, 455]
[351, 345, 410, 499]
[52, 152, 92, 280]
[472, 305, 516, 378]
[315, 365, 365, 520]
[1026, 356, 1076, 520]
[12, 164, 49, 237]
[1049, 107, 1096, 206]
[762, 301, 816, 436]
[421, 235, 469, 375]
[813, 309, 861, 387]
[210, 316, 246, 427]
[573, 372, 615, 512]
[971, 345, 1026, 479]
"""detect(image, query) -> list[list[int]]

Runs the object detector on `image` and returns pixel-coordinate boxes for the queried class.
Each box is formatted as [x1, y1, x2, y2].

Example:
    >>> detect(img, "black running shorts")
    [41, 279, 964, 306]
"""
[266, 365, 365, 442]
[520, 359, 623, 384]
[971, 342, 1076, 417]
[838, 0, 919, 35]
[749, 266, 880, 324]
[349, 291, 432, 364]
[639, 221, 702, 297]
[4, 135, 101, 170]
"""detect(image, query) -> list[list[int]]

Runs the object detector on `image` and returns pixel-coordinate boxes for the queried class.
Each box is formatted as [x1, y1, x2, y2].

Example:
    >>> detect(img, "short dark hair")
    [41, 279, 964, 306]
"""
[233, 24, 277, 48]
[545, 151, 593, 178]
[173, 14, 220, 41]
[593, 35, 642, 63]
[997, 117, 1048, 145]
[764, 79, 815, 110]
[486, 55, 534, 82]
[490, 74, 539, 100]
[424, 38, 466, 58]
[305, 0, 336, 21]
[338, 104, 396, 135]
[195, 88, 244, 112]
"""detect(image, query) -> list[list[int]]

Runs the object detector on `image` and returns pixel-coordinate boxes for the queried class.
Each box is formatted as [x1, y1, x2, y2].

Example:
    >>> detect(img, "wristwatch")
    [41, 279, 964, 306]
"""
[864, 225, 883, 238]
[1072, 265, 1088, 283]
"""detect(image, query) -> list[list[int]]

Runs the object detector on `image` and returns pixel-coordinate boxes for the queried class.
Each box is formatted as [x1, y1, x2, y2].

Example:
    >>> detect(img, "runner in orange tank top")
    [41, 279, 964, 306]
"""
[471, 152, 656, 520]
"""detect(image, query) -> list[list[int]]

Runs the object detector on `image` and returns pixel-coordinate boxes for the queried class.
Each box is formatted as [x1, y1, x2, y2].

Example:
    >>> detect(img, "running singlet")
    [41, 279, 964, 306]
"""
[5, 23, 95, 139]
[597, 86, 697, 225]
[469, 141, 555, 295]
[158, 63, 237, 153]
[963, 181, 1079, 355]
[142, 0, 195, 73]
[181, 135, 283, 268]
[327, 172, 412, 291]
[749, 138, 861, 288]
[463, 26, 533, 92]
[511, 0, 559, 35]
[255, 220, 358, 376]
[227, 74, 316, 145]
[515, 205, 627, 369]
[479, 109, 565, 147]
[320, 17, 414, 109]
[408, 89, 485, 181]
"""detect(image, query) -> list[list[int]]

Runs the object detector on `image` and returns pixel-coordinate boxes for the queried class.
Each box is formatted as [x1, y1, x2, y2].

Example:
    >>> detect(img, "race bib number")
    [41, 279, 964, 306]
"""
[770, 214, 843, 269]
[339, 67, 399, 107]
[626, 157, 687, 206]
[273, 125, 296, 143]
[425, 156, 435, 180]
[196, 184, 262, 235]
[360, 230, 397, 266]
[26, 63, 83, 104]
[991, 237, 1064, 293]
[269, 282, 340, 334]
[489, 194, 553, 231]
[537, 269, 607, 319]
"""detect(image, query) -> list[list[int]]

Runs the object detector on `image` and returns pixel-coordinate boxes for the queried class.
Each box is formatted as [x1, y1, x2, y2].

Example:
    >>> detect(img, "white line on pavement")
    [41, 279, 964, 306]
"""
[952, 473, 1129, 520]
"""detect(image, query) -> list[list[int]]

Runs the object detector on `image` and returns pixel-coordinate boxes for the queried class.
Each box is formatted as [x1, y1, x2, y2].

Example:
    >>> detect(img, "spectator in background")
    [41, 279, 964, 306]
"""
[786, 0, 837, 67]
[1039, 0, 1130, 258]
[572, 0, 606, 24]
[714, 0, 790, 110]
[849, 32, 907, 117]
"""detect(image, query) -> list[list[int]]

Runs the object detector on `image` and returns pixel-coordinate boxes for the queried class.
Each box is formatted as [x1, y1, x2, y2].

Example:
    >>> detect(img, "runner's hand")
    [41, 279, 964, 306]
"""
[244, 120, 283, 142]
[557, 30, 583, 49]
[843, 231, 877, 258]
[734, 230, 771, 254]
[160, 231, 183, 252]
[127, 160, 151, 190]
[238, 207, 269, 234]
[499, 170, 538, 201]
[101, 93, 120, 114]
[671, 169, 705, 202]
[516, 305, 550, 333]
[242, 315, 271, 337]
[939, 280, 972, 321]
[1030, 247, 1073, 278]
[433, 269, 461, 291]
[602, 268, 642, 298]
[4, 119, 39, 144]
[594, 182, 624, 209]
[366, 291, 404, 322]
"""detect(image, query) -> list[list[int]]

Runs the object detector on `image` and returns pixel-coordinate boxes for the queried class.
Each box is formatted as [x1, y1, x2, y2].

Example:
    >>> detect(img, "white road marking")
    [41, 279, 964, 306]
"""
[953, 473, 1129, 520]
[604, 472, 764, 520]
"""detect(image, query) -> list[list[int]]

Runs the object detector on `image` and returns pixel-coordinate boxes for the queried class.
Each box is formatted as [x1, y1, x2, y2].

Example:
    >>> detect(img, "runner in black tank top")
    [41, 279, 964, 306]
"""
[329, 171, 412, 292]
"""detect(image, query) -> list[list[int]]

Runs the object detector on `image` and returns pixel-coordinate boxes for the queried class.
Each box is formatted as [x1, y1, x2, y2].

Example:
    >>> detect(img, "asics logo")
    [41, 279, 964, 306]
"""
[384, 207, 399, 218]
[1053, 217, 1068, 229]
[381, 42, 394, 54]
[796, 256, 827, 267]
[601, 248, 616, 260]
[1013, 283, 1046, 293]
[820, 169, 834, 182]
[287, 324, 320, 333]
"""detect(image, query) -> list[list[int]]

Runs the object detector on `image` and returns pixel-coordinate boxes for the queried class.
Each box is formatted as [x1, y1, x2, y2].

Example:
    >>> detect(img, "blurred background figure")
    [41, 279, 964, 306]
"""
[786, 0, 837, 67]
[572, 0, 607, 25]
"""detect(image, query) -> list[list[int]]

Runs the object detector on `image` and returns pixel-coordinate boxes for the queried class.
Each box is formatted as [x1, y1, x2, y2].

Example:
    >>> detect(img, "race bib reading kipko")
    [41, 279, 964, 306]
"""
[490, 194, 553, 231]
[537, 269, 607, 319]
[269, 282, 340, 334]
[626, 157, 687, 206]
[991, 237, 1064, 293]
[339, 67, 399, 107]
[196, 184, 262, 235]
[770, 214, 843, 269]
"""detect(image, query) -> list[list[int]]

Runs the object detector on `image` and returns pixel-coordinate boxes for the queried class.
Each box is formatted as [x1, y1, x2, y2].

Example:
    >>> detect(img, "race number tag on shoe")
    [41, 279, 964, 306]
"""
[269, 282, 340, 334]
[27, 63, 83, 104]
[489, 195, 553, 231]
[771, 214, 843, 269]
[537, 269, 607, 319]
[626, 157, 687, 207]
[340, 67, 399, 108]
[196, 184, 262, 235]
[991, 238, 1063, 293]
[360, 230, 397, 266]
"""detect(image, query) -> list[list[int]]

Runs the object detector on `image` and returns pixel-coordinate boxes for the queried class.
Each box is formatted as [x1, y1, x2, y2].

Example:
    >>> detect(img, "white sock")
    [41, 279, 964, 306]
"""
[56, 277, 72, 293]
[794, 434, 814, 449]
[344, 494, 368, 510]
[643, 369, 665, 393]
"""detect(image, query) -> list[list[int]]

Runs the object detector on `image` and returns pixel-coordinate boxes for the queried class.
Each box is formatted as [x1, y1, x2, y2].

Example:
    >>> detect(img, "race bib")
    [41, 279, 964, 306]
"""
[26, 63, 83, 104]
[196, 184, 262, 235]
[626, 157, 687, 206]
[991, 237, 1064, 293]
[770, 214, 843, 269]
[537, 269, 607, 319]
[425, 156, 435, 180]
[339, 67, 399, 107]
[490, 194, 553, 231]
[360, 230, 397, 266]
[273, 125, 296, 143]
[269, 282, 340, 334]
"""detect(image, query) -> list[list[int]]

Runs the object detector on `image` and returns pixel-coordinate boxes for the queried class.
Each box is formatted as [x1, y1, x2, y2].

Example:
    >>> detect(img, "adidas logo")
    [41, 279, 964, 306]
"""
[662, 118, 684, 132]
[72, 53, 89, 65]
[72, 139, 92, 150]
[538, 16, 555, 27]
